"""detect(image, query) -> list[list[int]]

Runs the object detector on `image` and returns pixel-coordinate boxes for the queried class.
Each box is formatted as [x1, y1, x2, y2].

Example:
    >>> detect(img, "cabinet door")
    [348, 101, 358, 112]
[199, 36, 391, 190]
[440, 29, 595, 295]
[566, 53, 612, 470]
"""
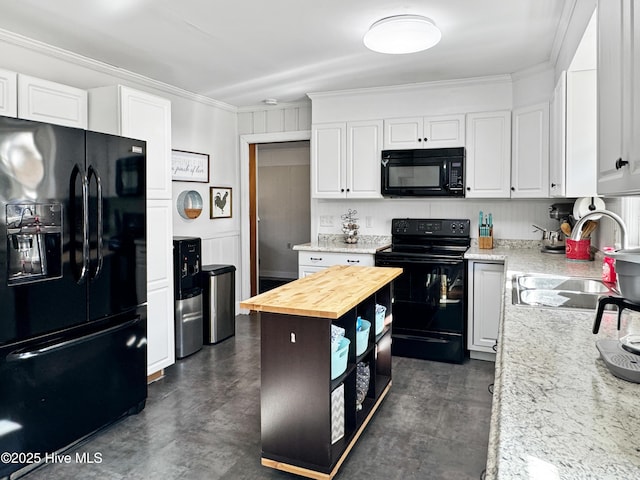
[469, 262, 504, 353]
[312, 122, 346, 198]
[383, 117, 423, 149]
[0, 68, 17, 117]
[597, 1, 632, 195]
[346, 120, 382, 198]
[550, 72, 567, 197]
[566, 69, 598, 197]
[146, 199, 175, 375]
[423, 114, 465, 148]
[298, 265, 325, 279]
[465, 111, 512, 198]
[511, 103, 549, 198]
[17, 74, 87, 129]
[119, 87, 172, 200]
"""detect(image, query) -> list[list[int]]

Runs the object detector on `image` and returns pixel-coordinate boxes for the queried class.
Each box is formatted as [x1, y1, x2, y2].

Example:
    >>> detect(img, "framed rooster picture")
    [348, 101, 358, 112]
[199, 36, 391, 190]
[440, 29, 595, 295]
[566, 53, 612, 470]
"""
[210, 187, 232, 219]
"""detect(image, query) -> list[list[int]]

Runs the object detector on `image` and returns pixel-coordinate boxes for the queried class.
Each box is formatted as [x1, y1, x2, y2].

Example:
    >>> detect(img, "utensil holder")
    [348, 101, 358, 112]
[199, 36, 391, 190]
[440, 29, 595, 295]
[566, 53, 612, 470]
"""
[565, 238, 592, 261]
[479, 228, 493, 249]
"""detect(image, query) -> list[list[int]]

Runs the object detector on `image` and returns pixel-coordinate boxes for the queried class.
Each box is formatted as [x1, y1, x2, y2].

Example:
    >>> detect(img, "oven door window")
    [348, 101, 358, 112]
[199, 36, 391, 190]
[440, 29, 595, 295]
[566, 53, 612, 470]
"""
[391, 261, 465, 334]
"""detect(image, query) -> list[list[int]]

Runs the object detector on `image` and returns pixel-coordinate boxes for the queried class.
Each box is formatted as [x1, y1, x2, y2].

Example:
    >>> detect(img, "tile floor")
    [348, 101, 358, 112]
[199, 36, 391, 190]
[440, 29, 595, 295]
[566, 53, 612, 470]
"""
[22, 314, 495, 480]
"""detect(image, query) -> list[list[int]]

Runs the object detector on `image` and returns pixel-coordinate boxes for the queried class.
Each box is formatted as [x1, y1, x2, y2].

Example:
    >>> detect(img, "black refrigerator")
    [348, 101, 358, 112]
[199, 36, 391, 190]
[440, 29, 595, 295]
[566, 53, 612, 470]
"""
[0, 115, 147, 477]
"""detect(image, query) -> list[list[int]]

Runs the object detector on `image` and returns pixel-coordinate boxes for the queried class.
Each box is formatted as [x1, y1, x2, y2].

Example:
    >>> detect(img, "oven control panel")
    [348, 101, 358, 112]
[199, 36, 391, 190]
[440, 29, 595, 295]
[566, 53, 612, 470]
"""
[392, 218, 470, 237]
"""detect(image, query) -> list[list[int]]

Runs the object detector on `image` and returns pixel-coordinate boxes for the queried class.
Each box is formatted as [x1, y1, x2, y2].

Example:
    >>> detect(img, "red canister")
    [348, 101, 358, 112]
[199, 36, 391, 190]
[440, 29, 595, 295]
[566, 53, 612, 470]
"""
[602, 247, 617, 284]
[566, 238, 591, 261]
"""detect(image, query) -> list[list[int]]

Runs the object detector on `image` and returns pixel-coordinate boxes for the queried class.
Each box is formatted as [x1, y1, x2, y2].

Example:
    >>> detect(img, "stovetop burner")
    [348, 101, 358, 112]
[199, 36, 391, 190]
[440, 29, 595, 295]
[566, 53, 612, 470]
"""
[378, 218, 471, 259]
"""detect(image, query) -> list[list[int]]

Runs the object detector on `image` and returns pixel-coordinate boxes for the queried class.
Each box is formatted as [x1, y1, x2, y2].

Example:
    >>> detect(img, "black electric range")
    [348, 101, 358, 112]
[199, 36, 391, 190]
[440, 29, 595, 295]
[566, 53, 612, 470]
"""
[375, 218, 471, 363]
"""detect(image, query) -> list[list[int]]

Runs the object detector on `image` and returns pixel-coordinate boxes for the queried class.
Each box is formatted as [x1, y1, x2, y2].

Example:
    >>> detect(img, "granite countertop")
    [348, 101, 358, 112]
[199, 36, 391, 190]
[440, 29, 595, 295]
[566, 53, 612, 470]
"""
[293, 234, 391, 254]
[466, 245, 640, 479]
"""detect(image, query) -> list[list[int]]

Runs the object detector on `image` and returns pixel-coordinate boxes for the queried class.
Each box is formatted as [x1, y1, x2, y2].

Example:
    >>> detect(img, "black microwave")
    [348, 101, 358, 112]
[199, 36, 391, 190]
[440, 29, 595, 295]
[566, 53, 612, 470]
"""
[381, 147, 465, 197]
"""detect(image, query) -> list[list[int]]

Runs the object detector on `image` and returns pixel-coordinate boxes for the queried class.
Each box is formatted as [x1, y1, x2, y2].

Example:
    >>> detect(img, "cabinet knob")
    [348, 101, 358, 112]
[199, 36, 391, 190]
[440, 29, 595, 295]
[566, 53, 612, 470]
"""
[615, 158, 629, 170]
[466, 187, 471, 191]
[340, 188, 345, 192]
[417, 138, 422, 142]
[346, 188, 350, 192]
[511, 187, 515, 191]
[551, 183, 557, 188]
[424, 138, 428, 142]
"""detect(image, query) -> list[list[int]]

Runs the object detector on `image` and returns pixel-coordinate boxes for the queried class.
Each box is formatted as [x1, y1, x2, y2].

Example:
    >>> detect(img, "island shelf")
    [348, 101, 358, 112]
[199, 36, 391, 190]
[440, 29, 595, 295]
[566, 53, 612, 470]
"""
[240, 265, 402, 479]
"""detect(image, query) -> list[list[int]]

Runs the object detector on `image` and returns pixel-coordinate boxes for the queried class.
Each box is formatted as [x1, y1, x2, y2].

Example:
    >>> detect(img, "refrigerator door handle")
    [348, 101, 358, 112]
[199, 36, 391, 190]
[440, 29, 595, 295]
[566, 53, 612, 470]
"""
[69, 164, 90, 284]
[5, 316, 142, 361]
[88, 165, 104, 281]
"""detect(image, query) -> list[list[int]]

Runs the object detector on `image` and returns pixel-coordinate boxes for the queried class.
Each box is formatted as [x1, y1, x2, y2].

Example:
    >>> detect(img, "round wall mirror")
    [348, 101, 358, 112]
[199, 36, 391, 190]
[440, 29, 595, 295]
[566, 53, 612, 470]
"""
[176, 190, 203, 219]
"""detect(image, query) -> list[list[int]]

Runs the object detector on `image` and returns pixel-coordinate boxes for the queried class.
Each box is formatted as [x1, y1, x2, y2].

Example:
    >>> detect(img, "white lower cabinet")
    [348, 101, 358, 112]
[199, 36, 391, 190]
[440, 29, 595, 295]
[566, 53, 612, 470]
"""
[467, 261, 504, 361]
[146, 199, 175, 375]
[298, 251, 374, 278]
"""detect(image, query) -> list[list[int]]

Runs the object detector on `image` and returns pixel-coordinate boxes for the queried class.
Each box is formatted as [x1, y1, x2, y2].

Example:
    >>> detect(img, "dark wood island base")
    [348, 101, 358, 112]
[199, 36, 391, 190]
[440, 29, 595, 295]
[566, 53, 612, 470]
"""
[241, 265, 402, 479]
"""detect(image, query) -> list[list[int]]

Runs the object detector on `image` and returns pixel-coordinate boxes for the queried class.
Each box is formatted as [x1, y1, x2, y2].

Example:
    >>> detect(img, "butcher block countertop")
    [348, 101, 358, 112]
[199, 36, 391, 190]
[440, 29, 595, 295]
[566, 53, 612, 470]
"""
[240, 265, 402, 319]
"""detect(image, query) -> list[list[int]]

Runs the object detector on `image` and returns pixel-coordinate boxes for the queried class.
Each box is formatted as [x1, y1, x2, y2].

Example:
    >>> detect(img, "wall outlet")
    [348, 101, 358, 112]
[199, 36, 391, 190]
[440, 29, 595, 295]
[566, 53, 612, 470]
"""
[320, 215, 334, 227]
[365, 216, 373, 228]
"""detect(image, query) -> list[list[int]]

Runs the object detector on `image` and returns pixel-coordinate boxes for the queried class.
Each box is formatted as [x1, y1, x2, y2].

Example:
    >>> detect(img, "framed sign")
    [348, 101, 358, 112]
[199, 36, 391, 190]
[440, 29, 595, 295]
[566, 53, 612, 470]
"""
[171, 150, 210, 183]
[210, 187, 232, 219]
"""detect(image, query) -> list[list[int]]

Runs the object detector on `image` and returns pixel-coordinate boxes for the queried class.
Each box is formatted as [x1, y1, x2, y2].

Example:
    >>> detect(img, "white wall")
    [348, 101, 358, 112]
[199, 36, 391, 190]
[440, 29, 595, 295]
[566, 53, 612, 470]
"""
[316, 198, 562, 240]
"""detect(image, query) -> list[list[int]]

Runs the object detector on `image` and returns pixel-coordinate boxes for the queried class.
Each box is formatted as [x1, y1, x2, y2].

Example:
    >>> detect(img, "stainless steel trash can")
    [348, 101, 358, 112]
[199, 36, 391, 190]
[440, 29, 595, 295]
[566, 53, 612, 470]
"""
[202, 264, 236, 344]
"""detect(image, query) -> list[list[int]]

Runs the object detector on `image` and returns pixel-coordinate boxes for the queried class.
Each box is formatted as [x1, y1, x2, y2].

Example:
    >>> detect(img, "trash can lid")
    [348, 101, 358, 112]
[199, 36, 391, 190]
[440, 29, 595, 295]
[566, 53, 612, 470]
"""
[202, 264, 236, 275]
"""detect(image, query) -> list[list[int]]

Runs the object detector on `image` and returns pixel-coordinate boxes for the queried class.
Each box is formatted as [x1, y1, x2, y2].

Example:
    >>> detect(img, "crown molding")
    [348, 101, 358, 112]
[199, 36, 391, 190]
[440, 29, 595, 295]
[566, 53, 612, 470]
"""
[307, 74, 513, 100]
[549, 0, 578, 67]
[0, 27, 238, 113]
[510, 61, 554, 82]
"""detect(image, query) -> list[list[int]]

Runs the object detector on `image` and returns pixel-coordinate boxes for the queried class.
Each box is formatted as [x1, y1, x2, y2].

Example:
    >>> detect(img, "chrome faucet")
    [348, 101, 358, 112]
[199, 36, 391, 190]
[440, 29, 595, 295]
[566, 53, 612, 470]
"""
[570, 210, 629, 250]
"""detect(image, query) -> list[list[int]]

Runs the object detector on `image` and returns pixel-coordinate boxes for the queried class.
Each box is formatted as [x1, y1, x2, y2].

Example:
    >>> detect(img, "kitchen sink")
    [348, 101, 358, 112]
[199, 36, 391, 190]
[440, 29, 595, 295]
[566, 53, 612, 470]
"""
[512, 274, 618, 310]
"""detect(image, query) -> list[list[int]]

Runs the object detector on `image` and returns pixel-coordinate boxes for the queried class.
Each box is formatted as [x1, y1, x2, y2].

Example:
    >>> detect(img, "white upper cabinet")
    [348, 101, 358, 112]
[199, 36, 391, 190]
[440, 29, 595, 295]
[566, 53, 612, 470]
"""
[550, 69, 598, 197]
[89, 85, 172, 200]
[311, 122, 345, 198]
[511, 102, 549, 198]
[0, 68, 17, 117]
[383, 114, 465, 149]
[346, 120, 383, 198]
[465, 111, 512, 198]
[597, 1, 640, 195]
[550, 71, 567, 196]
[312, 120, 382, 199]
[17, 74, 87, 129]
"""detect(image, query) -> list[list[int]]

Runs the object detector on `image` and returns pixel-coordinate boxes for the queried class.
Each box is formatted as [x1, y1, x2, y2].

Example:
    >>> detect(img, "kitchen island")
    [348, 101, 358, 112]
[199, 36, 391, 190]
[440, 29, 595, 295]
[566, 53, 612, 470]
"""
[466, 245, 640, 479]
[240, 265, 402, 480]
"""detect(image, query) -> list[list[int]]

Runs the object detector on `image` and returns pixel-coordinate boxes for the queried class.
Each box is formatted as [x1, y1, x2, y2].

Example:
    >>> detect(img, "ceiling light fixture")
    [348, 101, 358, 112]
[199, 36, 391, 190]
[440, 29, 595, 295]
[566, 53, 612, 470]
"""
[263, 98, 278, 105]
[363, 15, 442, 54]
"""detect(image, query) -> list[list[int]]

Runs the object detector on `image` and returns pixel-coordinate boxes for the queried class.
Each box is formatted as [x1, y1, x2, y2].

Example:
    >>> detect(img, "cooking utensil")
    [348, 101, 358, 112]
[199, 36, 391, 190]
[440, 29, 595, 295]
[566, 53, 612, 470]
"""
[580, 220, 598, 239]
[560, 221, 572, 237]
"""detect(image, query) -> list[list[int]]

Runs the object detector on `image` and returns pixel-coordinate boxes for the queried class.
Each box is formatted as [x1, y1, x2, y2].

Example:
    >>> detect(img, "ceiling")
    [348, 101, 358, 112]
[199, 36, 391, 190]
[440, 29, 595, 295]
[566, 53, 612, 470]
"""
[0, 0, 570, 108]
